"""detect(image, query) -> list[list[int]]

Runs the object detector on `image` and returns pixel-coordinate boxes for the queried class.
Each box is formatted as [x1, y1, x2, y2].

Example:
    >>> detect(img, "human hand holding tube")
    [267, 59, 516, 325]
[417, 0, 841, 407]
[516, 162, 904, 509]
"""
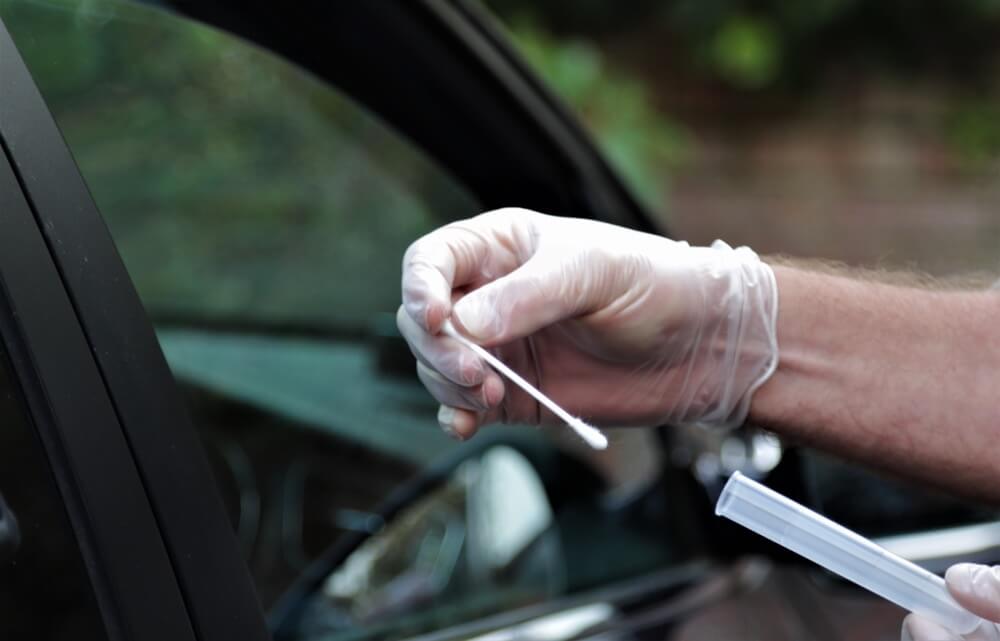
[397, 207, 779, 439]
[904, 565, 1000, 641]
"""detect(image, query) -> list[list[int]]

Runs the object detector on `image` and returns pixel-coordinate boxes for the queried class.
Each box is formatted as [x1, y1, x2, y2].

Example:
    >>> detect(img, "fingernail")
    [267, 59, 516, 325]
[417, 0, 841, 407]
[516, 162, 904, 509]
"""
[437, 406, 461, 440]
[453, 296, 494, 341]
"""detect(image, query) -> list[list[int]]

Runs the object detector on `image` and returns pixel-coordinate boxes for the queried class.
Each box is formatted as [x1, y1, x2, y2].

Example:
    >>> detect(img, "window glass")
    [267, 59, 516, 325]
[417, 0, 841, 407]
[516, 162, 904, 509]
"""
[2, 0, 471, 329]
[0, 342, 108, 639]
[1, 1, 680, 639]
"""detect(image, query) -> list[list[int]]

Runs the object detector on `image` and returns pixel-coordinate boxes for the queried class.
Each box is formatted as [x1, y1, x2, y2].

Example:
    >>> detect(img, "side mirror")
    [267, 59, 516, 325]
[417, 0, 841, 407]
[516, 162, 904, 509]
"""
[297, 445, 564, 633]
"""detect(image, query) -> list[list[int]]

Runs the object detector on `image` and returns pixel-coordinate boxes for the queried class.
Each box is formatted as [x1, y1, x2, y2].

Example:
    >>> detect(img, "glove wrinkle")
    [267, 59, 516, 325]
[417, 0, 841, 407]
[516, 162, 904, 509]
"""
[398, 208, 780, 437]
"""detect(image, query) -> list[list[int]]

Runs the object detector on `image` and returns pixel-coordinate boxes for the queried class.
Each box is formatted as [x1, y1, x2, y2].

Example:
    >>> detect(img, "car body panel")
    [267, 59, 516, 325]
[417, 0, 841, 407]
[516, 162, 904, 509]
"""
[0, 14, 268, 641]
[0, 31, 195, 639]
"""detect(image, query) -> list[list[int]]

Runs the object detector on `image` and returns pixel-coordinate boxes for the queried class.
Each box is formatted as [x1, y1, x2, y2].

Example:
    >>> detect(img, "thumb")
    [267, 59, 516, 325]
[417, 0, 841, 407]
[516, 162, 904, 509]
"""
[451, 256, 581, 345]
[946, 564, 1000, 624]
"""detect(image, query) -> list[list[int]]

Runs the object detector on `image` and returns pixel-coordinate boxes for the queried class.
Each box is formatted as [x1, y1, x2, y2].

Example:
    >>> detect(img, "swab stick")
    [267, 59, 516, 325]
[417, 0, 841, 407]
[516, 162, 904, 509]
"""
[440, 320, 608, 450]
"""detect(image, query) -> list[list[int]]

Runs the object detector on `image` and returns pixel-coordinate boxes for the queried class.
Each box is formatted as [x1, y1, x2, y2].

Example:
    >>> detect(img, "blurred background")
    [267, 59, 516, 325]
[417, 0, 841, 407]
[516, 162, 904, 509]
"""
[486, 0, 1000, 278]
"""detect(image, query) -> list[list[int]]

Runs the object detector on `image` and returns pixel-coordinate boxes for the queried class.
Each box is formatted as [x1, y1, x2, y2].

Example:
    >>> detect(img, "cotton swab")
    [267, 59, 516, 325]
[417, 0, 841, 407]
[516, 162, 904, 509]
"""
[440, 320, 608, 450]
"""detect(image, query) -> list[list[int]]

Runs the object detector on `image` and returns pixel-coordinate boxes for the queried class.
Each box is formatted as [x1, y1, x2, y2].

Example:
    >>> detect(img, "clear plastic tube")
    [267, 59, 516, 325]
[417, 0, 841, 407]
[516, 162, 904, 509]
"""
[716, 471, 982, 635]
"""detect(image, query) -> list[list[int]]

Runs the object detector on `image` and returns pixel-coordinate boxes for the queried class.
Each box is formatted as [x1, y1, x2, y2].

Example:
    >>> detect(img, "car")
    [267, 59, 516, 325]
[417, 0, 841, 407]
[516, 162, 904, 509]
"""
[0, 1, 997, 640]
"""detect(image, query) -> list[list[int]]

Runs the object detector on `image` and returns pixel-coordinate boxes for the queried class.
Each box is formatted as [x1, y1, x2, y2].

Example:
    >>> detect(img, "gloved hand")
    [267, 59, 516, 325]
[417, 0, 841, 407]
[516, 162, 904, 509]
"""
[903, 564, 1000, 641]
[397, 208, 779, 440]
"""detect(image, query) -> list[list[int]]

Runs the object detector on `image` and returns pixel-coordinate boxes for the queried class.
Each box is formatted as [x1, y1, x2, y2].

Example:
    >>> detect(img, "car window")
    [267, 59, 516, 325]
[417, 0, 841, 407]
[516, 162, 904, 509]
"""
[0, 1, 679, 638]
[1, 1, 471, 330]
[0, 340, 108, 639]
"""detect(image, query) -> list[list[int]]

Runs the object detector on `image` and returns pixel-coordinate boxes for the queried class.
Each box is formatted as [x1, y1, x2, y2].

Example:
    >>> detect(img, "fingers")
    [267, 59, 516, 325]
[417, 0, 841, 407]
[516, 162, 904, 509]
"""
[900, 564, 1000, 641]
[401, 208, 537, 334]
[437, 405, 482, 441]
[947, 564, 1000, 624]
[901, 614, 962, 641]
[399, 301, 507, 440]
[399, 306, 505, 405]
[402, 207, 604, 346]
[451, 254, 582, 345]
[397, 306, 485, 387]
[415, 362, 504, 413]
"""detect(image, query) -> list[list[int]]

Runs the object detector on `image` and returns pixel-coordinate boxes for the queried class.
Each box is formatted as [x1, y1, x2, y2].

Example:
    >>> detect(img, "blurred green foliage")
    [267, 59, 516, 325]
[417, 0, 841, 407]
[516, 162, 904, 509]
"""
[0, 0, 476, 329]
[489, 0, 1000, 90]
[488, 0, 1000, 172]
[707, 15, 780, 89]
[946, 100, 1000, 167]
[500, 19, 687, 215]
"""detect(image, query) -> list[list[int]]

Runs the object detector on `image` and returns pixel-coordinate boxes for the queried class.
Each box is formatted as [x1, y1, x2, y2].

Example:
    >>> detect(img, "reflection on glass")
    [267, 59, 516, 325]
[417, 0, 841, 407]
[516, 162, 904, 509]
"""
[295, 446, 564, 640]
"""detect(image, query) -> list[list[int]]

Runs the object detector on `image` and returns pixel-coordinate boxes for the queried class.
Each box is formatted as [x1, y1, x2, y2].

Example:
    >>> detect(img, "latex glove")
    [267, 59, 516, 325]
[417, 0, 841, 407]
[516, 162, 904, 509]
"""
[902, 564, 1000, 641]
[397, 208, 778, 440]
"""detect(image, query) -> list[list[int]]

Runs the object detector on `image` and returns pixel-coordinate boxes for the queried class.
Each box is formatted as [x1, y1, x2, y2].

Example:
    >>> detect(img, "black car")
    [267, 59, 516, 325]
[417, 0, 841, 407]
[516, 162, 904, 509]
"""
[0, 1, 996, 640]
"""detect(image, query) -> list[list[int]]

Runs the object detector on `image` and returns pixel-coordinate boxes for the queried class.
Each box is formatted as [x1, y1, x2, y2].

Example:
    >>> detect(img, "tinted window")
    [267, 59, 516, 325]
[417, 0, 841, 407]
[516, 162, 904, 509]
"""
[2, 1, 678, 639]
[0, 342, 108, 639]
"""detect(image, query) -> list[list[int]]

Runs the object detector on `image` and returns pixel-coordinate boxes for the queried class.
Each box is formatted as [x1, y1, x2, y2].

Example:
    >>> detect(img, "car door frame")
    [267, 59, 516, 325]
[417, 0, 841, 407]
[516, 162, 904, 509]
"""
[0, 15, 270, 641]
[0, 21, 207, 641]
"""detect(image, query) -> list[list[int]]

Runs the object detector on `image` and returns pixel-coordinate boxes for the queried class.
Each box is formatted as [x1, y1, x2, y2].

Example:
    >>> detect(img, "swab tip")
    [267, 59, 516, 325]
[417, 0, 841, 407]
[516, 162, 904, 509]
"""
[569, 418, 608, 450]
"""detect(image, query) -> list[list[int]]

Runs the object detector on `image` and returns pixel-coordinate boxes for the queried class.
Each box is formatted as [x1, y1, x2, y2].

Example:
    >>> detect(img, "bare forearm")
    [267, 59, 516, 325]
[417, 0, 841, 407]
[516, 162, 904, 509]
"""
[751, 265, 1000, 501]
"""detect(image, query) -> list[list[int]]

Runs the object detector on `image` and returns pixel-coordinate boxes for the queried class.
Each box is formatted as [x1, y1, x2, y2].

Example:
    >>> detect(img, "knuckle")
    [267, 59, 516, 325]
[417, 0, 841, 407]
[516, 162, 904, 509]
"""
[456, 351, 484, 386]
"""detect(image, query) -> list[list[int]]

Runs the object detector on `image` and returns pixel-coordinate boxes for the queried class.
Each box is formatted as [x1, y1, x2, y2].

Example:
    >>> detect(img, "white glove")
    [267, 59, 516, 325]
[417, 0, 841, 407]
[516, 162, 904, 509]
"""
[903, 564, 1000, 641]
[397, 208, 779, 439]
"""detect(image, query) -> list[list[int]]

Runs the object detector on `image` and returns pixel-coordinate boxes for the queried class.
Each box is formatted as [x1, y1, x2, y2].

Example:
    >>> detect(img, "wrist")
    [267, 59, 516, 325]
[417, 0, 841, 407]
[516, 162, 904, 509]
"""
[748, 267, 1000, 474]
[663, 241, 779, 430]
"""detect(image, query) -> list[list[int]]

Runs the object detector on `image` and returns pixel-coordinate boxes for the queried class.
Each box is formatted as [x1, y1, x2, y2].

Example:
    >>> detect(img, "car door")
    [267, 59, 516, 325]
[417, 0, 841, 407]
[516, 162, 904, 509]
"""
[0, 1, 707, 640]
[0, 20, 215, 641]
